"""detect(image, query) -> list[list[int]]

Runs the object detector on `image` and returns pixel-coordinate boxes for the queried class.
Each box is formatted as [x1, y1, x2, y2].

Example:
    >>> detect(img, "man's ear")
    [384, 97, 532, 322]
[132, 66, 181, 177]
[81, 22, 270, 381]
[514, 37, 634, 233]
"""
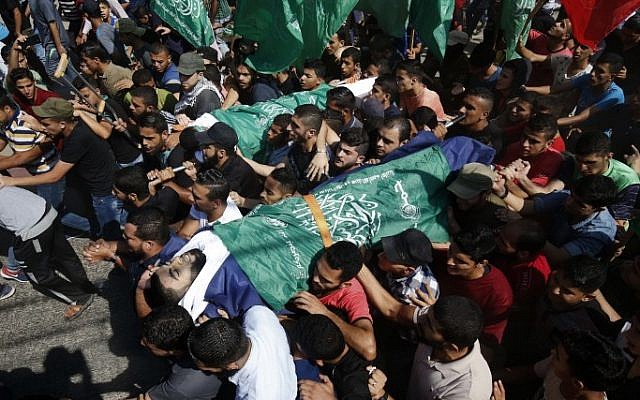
[356, 154, 366, 165]
[444, 342, 460, 353]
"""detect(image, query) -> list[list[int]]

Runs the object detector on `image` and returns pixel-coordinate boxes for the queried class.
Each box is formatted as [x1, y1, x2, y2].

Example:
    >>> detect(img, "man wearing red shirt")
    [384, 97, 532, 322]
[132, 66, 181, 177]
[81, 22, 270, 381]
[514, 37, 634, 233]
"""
[291, 241, 377, 361]
[9, 68, 60, 117]
[526, 19, 573, 86]
[497, 114, 564, 198]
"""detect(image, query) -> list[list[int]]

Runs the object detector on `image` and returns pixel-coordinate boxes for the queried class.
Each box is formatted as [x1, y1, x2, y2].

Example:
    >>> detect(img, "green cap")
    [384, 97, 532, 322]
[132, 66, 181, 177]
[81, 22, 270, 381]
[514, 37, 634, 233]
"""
[178, 52, 205, 75]
[32, 98, 74, 120]
[117, 18, 146, 37]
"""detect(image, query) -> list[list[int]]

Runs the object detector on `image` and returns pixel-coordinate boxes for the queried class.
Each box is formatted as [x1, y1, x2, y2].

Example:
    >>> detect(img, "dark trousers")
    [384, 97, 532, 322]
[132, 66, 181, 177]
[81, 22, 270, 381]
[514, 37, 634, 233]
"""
[14, 218, 96, 305]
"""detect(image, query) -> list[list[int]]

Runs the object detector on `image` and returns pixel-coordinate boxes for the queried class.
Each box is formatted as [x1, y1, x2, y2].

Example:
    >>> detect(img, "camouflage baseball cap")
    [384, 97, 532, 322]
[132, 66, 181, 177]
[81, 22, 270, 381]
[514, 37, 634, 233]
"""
[32, 98, 74, 120]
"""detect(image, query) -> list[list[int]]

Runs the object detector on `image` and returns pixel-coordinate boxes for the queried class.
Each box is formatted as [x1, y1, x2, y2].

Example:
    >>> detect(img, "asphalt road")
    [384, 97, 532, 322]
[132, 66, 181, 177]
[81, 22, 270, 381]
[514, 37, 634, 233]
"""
[0, 237, 168, 400]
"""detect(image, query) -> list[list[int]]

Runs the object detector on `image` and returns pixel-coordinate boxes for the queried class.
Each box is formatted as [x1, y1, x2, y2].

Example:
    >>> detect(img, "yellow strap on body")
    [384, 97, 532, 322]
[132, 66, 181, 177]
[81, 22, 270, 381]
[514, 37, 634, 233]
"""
[303, 194, 333, 248]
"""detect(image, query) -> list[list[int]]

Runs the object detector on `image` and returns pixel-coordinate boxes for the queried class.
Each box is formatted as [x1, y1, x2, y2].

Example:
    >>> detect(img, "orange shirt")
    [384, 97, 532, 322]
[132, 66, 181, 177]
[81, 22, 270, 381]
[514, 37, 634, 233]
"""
[400, 87, 446, 120]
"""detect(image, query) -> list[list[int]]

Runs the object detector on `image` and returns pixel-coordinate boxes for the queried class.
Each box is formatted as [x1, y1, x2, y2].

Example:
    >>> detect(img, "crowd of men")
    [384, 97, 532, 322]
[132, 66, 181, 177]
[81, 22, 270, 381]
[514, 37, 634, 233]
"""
[1, 0, 640, 399]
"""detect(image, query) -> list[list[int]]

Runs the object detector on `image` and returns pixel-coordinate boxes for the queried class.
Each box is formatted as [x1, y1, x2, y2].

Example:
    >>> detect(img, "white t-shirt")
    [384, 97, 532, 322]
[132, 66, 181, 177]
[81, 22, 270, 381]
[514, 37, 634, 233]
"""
[189, 198, 242, 229]
[229, 306, 297, 400]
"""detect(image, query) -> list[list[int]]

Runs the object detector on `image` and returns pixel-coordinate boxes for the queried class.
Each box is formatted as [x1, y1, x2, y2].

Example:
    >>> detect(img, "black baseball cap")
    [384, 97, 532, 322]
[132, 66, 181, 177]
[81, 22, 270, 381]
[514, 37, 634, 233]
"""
[381, 229, 433, 266]
[194, 122, 238, 150]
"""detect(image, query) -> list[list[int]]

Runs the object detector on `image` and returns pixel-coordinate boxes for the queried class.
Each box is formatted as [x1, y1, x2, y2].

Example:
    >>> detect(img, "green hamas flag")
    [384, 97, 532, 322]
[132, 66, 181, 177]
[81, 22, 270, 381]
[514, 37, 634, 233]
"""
[212, 84, 332, 160]
[356, 0, 411, 38]
[410, 0, 455, 62]
[234, 0, 358, 73]
[151, 0, 215, 48]
[501, 0, 536, 60]
[214, 146, 451, 309]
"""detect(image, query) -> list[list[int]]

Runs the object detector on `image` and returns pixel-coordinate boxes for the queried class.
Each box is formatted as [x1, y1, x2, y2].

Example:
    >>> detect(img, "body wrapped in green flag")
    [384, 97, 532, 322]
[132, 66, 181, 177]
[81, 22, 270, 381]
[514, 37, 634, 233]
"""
[214, 146, 451, 309]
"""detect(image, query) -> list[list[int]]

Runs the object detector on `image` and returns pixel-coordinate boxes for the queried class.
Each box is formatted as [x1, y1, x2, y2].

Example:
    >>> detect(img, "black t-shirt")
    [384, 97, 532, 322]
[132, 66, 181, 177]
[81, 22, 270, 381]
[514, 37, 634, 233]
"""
[103, 98, 141, 164]
[219, 155, 262, 199]
[286, 143, 329, 195]
[145, 187, 180, 223]
[61, 121, 115, 196]
[447, 120, 504, 158]
[142, 145, 193, 189]
[322, 350, 370, 400]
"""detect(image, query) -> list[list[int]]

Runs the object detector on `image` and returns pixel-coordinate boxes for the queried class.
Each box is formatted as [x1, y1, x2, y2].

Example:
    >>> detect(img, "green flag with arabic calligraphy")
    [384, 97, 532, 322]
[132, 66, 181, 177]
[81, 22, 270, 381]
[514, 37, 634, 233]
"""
[214, 146, 451, 309]
[151, 0, 215, 48]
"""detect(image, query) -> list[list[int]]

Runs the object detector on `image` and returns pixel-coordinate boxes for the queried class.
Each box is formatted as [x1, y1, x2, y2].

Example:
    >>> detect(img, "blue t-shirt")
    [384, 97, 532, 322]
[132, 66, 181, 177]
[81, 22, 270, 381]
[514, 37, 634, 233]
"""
[533, 190, 616, 257]
[571, 74, 624, 130]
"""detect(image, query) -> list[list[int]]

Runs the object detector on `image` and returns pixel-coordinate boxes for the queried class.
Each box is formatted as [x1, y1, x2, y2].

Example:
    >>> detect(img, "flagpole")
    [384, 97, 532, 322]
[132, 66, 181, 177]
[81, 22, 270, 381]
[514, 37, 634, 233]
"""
[519, 0, 547, 42]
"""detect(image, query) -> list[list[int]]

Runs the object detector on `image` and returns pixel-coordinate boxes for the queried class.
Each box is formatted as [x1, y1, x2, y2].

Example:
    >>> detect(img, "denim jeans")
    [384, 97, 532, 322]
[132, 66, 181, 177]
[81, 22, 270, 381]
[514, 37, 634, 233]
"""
[36, 179, 65, 210]
[92, 194, 123, 240]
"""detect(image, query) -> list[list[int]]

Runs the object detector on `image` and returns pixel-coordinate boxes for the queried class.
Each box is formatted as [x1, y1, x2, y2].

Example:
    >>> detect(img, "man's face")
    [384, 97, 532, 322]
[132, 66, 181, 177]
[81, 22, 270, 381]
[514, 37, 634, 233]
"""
[446, 242, 480, 279]
[201, 143, 221, 163]
[153, 252, 200, 298]
[572, 44, 592, 62]
[267, 123, 287, 144]
[288, 115, 309, 143]
[139, 127, 165, 155]
[300, 68, 322, 91]
[334, 141, 362, 170]
[547, 18, 571, 39]
[99, 3, 110, 20]
[415, 307, 447, 347]
[81, 56, 101, 74]
[340, 56, 357, 79]
[130, 96, 152, 117]
[123, 222, 144, 254]
[326, 34, 343, 55]
[371, 84, 389, 105]
[454, 192, 484, 211]
[151, 51, 171, 74]
[310, 255, 344, 297]
[376, 127, 401, 157]
[365, 64, 380, 78]
[564, 193, 598, 219]
[521, 130, 551, 157]
[40, 118, 64, 137]
[509, 100, 533, 123]
[15, 77, 36, 101]
[78, 87, 101, 108]
[0, 106, 14, 125]
[236, 65, 252, 90]
[180, 72, 200, 92]
[395, 69, 415, 93]
[192, 182, 216, 214]
[547, 270, 591, 310]
[575, 153, 609, 176]
[459, 96, 488, 126]
[260, 175, 287, 205]
[590, 63, 613, 87]
[494, 68, 514, 91]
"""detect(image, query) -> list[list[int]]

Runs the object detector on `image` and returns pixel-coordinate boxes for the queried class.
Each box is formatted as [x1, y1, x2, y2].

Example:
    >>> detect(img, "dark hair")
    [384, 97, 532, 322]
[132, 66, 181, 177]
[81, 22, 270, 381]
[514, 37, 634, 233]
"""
[510, 219, 546, 253]
[179, 126, 204, 152]
[196, 168, 230, 202]
[572, 174, 617, 209]
[138, 111, 168, 133]
[294, 104, 323, 132]
[323, 241, 363, 282]
[272, 113, 292, 130]
[132, 69, 154, 86]
[374, 75, 398, 102]
[150, 42, 170, 56]
[130, 86, 158, 108]
[433, 296, 484, 347]
[574, 132, 610, 156]
[395, 61, 426, 83]
[369, 33, 395, 55]
[0, 95, 16, 109]
[340, 127, 369, 156]
[558, 330, 627, 391]
[469, 43, 496, 69]
[465, 87, 495, 113]
[411, 106, 438, 130]
[341, 47, 360, 65]
[9, 68, 35, 84]
[72, 76, 100, 92]
[81, 42, 110, 62]
[126, 206, 170, 244]
[533, 95, 560, 117]
[623, 14, 640, 33]
[559, 255, 607, 293]
[141, 305, 193, 351]
[114, 165, 150, 198]
[526, 113, 558, 141]
[326, 86, 357, 111]
[187, 317, 250, 367]
[454, 227, 496, 262]
[516, 91, 539, 107]
[596, 52, 624, 74]
[269, 167, 298, 195]
[293, 314, 345, 361]
[204, 64, 221, 86]
[303, 59, 327, 80]
[149, 249, 206, 305]
[381, 116, 411, 143]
